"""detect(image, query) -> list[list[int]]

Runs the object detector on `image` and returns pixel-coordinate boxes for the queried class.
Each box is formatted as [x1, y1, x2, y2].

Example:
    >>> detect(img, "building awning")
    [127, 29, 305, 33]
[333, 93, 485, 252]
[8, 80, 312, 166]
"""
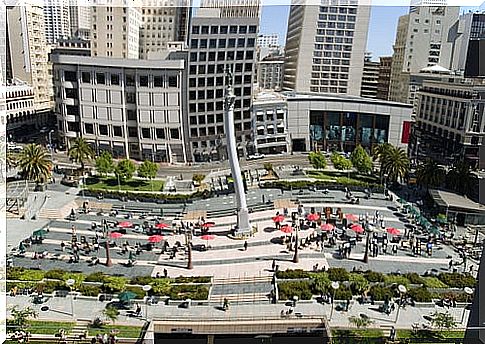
[256, 111, 264, 116]
[266, 110, 274, 115]
[276, 109, 284, 114]
[257, 125, 265, 130]
[267, 124, 274, 129]
[429, 189, 485, 213]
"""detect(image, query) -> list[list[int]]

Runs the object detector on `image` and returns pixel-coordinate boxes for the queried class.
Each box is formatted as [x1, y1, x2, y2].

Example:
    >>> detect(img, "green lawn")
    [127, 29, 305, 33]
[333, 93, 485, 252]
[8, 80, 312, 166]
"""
[9, 320, 75, 335]
[397, 329, 465, 339]
[307, 170, 380, 184]
[331, 329, 385, 343]
[88, 324, 142, 338]
[86, 177, 165, 192]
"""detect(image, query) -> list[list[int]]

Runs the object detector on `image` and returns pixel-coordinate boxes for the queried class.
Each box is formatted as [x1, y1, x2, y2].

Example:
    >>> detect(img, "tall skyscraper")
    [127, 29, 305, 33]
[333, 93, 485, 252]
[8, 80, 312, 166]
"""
[7, 4, 52, 112]
[200, 0, 261, 18]
[377, 56, 392, 100]
[90, 0, 142, 59]
[360, 52, 379, 98]
[138, 0, 192, 59]
[187, 6, 259, 162]
[389, 5, 459, 103]
[69, 0, 91, 39]
[257, 33, 279, 47]
[283, 0, 371, 96]
[43, 0, 71, 44]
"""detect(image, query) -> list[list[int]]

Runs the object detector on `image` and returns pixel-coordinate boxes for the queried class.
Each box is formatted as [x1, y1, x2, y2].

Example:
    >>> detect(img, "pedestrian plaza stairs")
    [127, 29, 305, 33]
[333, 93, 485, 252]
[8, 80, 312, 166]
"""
[38, 200, 79, 219]
[68, 319, 91, 340]
[209, 276, 273, 304]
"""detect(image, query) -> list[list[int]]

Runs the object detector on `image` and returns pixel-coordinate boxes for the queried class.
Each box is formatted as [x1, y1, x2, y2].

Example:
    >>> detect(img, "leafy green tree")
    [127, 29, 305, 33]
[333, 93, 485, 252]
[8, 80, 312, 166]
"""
[311, 274, 331, 297]
[68, 137, 95, 170]
[308, 151, 327, 170]
[348, 315, 373, 329]
[192, 174, 206, 184]
[102, 306, 119, 324]
[416, 159, 445, 189]
[381, 146, 410, 183]
[150, 279, 171, 295]
[350, 145, 373, 174]
[137, 160, 158, 180]
[17, 144, 52, 184]
[9, 306, 38, 331]
[446, 161, 473, 195]
[263, 162, 273, 172]
[429, 311, 456, 331]
[331, 152, 353, 170]
[95, 151, 114, 177]
[115, 159, 136, 182]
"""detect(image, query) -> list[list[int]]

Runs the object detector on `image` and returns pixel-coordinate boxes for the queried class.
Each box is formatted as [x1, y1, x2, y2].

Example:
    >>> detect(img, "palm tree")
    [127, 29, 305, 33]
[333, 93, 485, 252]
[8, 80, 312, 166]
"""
[17, 144, 52, 184]
[446, 161, 473, 195]
[416, 159, 445, 189]
[381, 146, 410, 184]
[6, 152, 17, 171]
[68, 137, 95, 171]
[372, 143, 393, 178]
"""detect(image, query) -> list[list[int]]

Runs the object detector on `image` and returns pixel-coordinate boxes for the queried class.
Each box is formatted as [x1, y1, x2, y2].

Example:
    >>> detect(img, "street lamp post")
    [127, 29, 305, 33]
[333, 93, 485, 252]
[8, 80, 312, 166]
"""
[329, 281, 340, 322]
[142, 285, 152, 321]
[186, 227, 193, 270]
[66, 279, 75, 318]
[48, 130, 54, 161]
[460, 287, 474, 324]
[394, 285, 407, 324]
[363, 224, 371, 263]
[293, 220, 300, 263]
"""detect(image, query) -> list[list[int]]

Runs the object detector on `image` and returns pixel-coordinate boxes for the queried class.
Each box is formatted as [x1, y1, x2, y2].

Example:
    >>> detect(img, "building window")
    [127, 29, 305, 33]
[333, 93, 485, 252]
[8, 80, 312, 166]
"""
[96, 73, 105, 84]
[64, 71, 77, 82]
[85, 123, 94, 134]
[65, 88, 78, 99]
[156, 128, 165, 139]
[127, 109, 136, 120]
[168, 76, 177, 87]
[190, 116, 197, 125]
[126, 93, 136, 104]
[113, 126, 122, 137]
[126, 74, 135, 86]
[211, 26, 218, 34]
[66, 105, 79, 115]
[201, 25, 209, 34]
[142, 128, 151, 139]
[170, 128, 180, 139]
[111, 74, 119, 85]
[128, 127, 138, 138]
[249, 25, 257, 33]
[139, 75, 149, 87]
[81, 72, 91, 83]
[99, 124, 108, 136]
[192, 26, 199, 34]
[154, 75, 163, 87]
[220, 25, 228, 34]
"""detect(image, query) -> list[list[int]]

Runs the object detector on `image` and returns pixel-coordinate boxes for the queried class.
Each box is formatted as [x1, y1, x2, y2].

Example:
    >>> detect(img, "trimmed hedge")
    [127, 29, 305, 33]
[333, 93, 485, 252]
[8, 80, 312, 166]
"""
[278, 281, 313, 300]
[328, 268, 350, 282]
[84, 188, 212, 203]
[276, 269, 311, 279]
[405, 273, 425, 285]
[173, 276, 212, 284]
[368, 285, 394, 301]
[261, 180, 382, 191]
[364, 271, 385, 283]
[438, 273, 476, 289]
[408, 287, 433, 302]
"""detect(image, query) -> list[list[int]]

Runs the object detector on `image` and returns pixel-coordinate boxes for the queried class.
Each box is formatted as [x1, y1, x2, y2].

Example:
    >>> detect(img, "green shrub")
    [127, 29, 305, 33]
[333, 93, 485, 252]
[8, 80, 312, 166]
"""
[78, 284, 102, 297]
[384, 275, 410, 287]
[327, 268, 350, 282]
[44, 269, 66, 280]
[173, 276, 212, 284]
[438, 273, 476, 289]
[364, 271, 385, 283]
[101, 276, 127, 293]
[36, 281, 67, 293]
[18, 269, 45, 281]
[7, 281, 36, 291]
[311, 273, 331, 296]
[349, 273, 369, 295]
[276, 269, 310, 279]
[7, 267, 25, 280]
[334, 285, 353, 300]
[150, 279, 171, 296]
[86, 272, 108, 283]
[130, 276, 155, 285]
[167, 284, 209, 300]
[368, 285, 393, 301]
[423, 277, 448, 289]
[278, 281, 313, 300]
[408, 287, 433, 302]
[331, 152, 353, 170]
[405, 273, 424, 285]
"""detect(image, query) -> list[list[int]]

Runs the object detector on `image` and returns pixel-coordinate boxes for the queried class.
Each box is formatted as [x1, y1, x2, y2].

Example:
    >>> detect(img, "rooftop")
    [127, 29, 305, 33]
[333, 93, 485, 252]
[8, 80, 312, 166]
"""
[50, 55, 185, 70]
[429, 189, 485, 213]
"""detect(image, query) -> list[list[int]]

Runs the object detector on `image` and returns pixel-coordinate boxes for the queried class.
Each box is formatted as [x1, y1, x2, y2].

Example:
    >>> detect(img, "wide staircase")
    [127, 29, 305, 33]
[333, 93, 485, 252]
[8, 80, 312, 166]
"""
[69, 319, 91, 340]
[209, 276, 273, 304]
[38, 199, 79, 220]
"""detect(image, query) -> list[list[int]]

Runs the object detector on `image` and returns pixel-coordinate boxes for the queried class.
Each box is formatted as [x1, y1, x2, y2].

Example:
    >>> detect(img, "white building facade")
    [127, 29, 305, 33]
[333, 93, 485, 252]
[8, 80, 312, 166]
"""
[257, 33, 278, 47]
[6, 83, 37, 138]
[44, 0, 71, 44]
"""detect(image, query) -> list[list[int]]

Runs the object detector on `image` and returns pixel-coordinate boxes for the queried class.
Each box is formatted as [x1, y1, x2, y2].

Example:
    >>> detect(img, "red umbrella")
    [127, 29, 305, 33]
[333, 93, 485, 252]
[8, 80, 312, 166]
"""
[201, 222, 215, 229]
[280, 225, 293, 234]
[148, 235, 164, 243]
[200, 234, 215, 241]
[345, 214, 358, 222]
[350, 224, 364, 234]
[118, 221, 133, 228]
[320, 223, 335, 232]
[386, 227, 401, 235]
[307, 213, 320, 222]
[155, 223, 170, 229]
[272, 215, 285, 223]
[110, 232, 123, 239]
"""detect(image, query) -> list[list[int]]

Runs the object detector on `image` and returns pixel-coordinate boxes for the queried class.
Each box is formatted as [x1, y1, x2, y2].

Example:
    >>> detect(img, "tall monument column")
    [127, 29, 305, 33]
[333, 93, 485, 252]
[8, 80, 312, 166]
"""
[224, 69, 251, 235]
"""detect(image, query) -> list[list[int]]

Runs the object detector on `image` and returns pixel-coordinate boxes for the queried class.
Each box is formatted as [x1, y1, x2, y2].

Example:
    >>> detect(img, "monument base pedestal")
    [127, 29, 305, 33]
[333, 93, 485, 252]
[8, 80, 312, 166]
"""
[234, 207, 252, 235]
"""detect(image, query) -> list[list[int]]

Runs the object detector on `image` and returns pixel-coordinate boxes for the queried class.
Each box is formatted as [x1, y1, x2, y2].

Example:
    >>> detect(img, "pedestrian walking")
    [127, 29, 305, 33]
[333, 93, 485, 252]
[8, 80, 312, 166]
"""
[163, 268, 168, 278]
[223, 297, 229, 311]
[272, 259, 276, 271]
[243, 241, 248, 251]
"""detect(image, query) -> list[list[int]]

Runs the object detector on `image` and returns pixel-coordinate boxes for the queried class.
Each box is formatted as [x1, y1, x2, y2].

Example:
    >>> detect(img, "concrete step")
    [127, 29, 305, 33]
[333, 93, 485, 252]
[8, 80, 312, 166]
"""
[210, 293, 270, 303]
[213, 276, 272, 284]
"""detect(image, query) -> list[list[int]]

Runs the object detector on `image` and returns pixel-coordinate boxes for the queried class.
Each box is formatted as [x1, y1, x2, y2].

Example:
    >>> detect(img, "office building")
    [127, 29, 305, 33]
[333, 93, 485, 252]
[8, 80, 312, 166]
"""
[200, 0, 261, 18]
[389, 5, 460, 103]
[286, 92, 413, 153]
[90, 0, 142, 59]
[50, 37, 91, 56]
[377, 56, 392, 100]
[139, 0, 192, 59]
[451, 11, 485, 78]
[43, 0, 71, 44]
[69, 0, 91, 39]
[7, 5, 53, 113]
[283, 0, 371, 96]
[6, 82, 38, 138]
[360, 53, 379, 98]
[415, 77, 485, 169]
[52, 55, 187, 163]
[258, 55, 284, 91]
[252, 91, 289, 155]
[257, 33, 279, 47]
[187, 8, 258, 162]
[1, 1, 7, 84]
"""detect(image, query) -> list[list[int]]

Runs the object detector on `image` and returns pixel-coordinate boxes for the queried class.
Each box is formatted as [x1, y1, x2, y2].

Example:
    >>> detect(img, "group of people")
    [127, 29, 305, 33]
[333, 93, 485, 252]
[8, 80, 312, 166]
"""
[9, 331, 31, 342]
[91, 332, 118, 344]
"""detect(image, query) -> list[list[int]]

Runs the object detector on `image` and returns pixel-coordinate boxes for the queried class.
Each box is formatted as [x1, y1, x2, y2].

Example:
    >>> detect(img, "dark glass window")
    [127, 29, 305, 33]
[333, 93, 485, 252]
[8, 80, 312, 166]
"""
[154, 75, 163, 87]
[99, 124, 108, 135]
[126, 92, 136, 104]
[113, 126, 122, 137]
[65, 88, 78, 99]
[230, 25, 238, 34]
[126, 74, 135, 86]
[168, 76, 177, 87]
[139, 75, 148, 87]
[111, 74, 119, 85]
[96, 73, 105, 84]
[142, 128, 151, 139]
[156, 128, 165, 139]
[128, 127, 138, 138]
[81, 72, 90, 83]
[65, 71, 77, 82]
[170, 128, 180, 139]
[85, 123, 94, 134]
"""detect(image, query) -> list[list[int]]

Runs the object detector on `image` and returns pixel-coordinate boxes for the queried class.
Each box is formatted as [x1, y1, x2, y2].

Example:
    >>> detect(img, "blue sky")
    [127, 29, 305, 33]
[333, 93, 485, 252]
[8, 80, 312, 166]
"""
[259, 4, 483, 60]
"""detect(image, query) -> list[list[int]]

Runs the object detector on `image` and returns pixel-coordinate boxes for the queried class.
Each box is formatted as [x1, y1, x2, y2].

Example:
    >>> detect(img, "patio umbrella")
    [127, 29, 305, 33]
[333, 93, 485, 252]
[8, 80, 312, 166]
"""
[272, 215, 285, 223]
[118, 291, 137, 302]
[320, 223, 335, 232]
[307, 213, 320, 222]
[110, 232, 123, 239]
[118, 221, 133, 228]
[350, 224, 364, 234]
[200, 234, 215, 246]
[155, 223, 170, 229]
[201, 222, 215, 229]
[33, 229, 48, 237]
[386, 227, 401, 235]
[148, 235, 164, 243]
[280, 225, 293, 234]
[345, 214, 358, 222]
